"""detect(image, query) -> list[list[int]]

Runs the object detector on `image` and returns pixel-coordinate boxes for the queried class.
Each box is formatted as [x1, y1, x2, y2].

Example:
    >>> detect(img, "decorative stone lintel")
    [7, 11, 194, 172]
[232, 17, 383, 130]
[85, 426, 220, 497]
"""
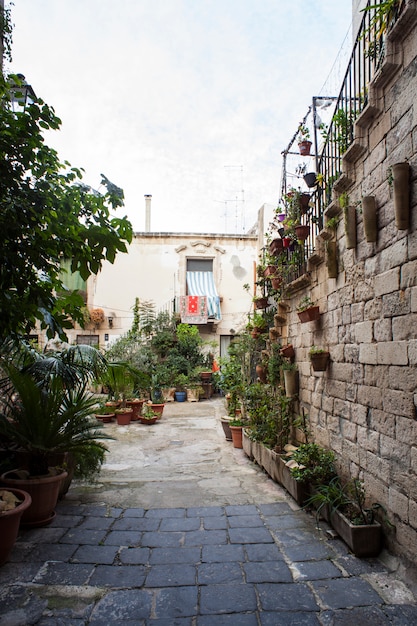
[307, 252, 324, 269]
[388, 0, 417, 42]
[355, 103, 381, 129]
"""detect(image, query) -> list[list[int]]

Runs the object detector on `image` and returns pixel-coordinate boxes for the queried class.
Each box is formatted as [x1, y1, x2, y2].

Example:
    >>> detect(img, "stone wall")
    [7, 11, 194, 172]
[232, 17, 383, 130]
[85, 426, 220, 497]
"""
[282, 3, 417, 565]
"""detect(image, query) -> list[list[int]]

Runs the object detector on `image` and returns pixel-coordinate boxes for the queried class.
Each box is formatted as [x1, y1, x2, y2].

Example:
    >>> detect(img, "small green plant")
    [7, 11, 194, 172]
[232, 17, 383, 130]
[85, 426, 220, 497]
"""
[297, 123, 310, 143]
[289, 443, 337, 486]
[325, 216, 339, 230]
[141, 404, 158, 419]
[296, 296, 316, 312]
[339, 192, 349, 208]
[309, 346, 327, 356]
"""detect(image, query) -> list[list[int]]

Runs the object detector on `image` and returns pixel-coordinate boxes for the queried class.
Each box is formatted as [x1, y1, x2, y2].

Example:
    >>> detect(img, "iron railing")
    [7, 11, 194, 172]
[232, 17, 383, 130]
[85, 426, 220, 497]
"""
[277, 0, 403, 282]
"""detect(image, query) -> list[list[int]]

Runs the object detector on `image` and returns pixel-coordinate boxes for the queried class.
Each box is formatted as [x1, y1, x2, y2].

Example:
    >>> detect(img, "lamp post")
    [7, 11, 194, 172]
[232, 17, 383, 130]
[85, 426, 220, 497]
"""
[9, 74, 36, 111]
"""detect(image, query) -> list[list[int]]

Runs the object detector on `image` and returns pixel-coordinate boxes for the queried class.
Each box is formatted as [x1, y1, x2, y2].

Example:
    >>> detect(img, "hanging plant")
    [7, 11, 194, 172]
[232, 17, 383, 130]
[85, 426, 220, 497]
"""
[89, 308, 105, 327]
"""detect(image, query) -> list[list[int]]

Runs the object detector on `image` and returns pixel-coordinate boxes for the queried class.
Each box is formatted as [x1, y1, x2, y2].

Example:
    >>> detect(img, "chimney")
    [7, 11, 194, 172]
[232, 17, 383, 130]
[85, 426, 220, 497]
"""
[144, 194, 152, 232]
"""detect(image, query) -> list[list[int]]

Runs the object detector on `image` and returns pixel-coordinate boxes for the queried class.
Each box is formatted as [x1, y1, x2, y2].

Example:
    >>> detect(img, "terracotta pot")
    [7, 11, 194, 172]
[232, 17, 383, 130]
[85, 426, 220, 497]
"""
[310, 351, 330, 371]
[295, 224, 310, 241]
[270, 276, 282, 290]
[298, 140, 312, 156]
[95, 412, 115, 423]
[392, 162, 410, 230]
[1, 470, 67, 528]
[255, 364, 267, 383]
[263, 265, 277, 278]
[126, 399, 144, 420]
[299, 193, 311, 212]
[140, 417, 158, 425]
[230, 426, 243, 449]
[115, 408, 133, 425]
[0, 488, 32, 565]
[254, 297, 268, 310]
[269, 239, 284, 255]
[150, 403, 164, 417]
[297, 306, 320, 323]
[280, 344, 295, 358]
[362, 196, 377, 243]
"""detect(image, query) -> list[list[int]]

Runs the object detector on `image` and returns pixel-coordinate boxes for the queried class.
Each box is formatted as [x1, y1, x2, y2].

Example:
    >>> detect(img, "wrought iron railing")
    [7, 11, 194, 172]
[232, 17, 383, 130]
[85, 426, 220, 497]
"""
[278, 0, 403, 282]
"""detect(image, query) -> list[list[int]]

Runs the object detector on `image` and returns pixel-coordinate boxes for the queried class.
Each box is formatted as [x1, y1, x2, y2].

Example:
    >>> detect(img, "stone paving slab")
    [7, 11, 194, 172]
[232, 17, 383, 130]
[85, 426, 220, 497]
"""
[0, 501, 416, 624]
[1, 399, 416, 624]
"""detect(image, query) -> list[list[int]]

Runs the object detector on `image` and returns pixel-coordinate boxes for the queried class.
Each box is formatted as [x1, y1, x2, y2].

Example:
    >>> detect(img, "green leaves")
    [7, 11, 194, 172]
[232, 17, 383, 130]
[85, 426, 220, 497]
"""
[0, 73, 133, 341]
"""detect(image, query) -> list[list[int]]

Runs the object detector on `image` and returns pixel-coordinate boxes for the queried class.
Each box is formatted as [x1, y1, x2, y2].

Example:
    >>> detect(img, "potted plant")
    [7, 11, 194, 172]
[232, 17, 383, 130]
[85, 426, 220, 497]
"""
[309, 347, 330, 371]
[253, 295, 269, 310]
[140, 404, 159, 425]
[288, 443, 336, 488]
[0, 363, 111, 527]
[94, 402, 116, 423]
[297, 124, 312, 156]
[174, 373, 189, 402]
[228, 418, 245, 449]
[307, 477, 390, 557]
[0, 488, 32, 565]
[281, 361, 298, 397]
[297, 296, 320, 323]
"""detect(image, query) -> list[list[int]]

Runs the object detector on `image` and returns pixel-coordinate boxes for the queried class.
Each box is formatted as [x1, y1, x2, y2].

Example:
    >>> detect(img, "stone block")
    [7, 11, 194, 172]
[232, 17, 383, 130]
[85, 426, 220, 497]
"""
[411, 447, 417, 473]
[357, 425, 379, 452]
[355, 320, 374, 343]
[382, 291, 411, 318]
[409, 499, 417, 530]
[351, 302, 365, 323]
[408, 340, 417, 365]
[342, 304, 351, 324]
[396, 415, 417, 444]
[412, 286, 417, 312]
[377, 341, 408, 365]
[395, 522, 417, 564]
[364, 297, 383, 319]
[401, 260, 417, 288]
[340, 418, 358, 443]
[345, 344, 360, 363]
[388, 365, 417, 391]
[380, 239, 408, 272]
[370, 409, 395, 438]
[365, 451, 390, 483]
[389, 487, 409, 523]
[374, 268, 400, 296]
[357, 385, 383, 409]
[384, 388, 415, 418]
[392, 314, 417, 340]
[359, 343, 378, 364]
[342, 438, 360, 466]
[327, 379, 347, 400]
[351, 403, 367, 426]
[374, 318, 392, 341]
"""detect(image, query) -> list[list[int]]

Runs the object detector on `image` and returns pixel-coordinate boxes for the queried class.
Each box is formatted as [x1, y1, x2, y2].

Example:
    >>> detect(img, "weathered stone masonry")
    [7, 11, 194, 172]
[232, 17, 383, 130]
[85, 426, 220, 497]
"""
[282, 2, 417, 566]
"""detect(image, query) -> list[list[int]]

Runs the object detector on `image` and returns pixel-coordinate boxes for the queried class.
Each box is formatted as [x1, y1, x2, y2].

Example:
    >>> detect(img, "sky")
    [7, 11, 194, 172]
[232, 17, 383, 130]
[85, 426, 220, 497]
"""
[8, 0, 352, 234]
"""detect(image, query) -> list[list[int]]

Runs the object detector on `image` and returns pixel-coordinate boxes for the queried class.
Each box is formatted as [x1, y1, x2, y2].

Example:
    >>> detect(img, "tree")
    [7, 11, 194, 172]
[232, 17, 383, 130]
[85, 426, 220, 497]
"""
[0, 68, 133, 341]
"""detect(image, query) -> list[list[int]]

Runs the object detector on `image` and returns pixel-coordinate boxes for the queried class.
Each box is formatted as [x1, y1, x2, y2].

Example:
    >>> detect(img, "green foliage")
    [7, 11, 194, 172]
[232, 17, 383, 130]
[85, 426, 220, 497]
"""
[289, 443, 336, 486]
[296, 296, 316, 312]
[245, 383, 292, 451]
[267, 343, 284, 386]
[0, 72, 132, 341]
[0, 363, 112, 476]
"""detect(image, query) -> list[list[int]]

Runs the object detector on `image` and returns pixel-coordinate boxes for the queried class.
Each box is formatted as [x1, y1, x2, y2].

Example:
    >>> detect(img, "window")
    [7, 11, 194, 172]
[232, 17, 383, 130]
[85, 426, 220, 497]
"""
[185, 258, 221, 320]
[76, 335, 99, 347]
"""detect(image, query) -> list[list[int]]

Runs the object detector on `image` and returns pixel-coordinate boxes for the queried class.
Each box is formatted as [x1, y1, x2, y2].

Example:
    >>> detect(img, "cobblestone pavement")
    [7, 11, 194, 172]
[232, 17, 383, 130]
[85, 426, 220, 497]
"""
[1, 398, 416, 625]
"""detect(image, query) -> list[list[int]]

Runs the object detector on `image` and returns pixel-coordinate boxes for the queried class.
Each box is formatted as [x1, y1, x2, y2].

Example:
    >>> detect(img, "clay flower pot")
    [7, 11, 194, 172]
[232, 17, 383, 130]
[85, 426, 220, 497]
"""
[0, 488, 32, 565]
[297, 306, 320, 323]
[230, 425, 243, 449]
[298, 140, 312, 156]
[115, 408, 133, 425]
[310, 351, 330, 371]
[280, 344, 295, 358]
[295, 224, 310, 241]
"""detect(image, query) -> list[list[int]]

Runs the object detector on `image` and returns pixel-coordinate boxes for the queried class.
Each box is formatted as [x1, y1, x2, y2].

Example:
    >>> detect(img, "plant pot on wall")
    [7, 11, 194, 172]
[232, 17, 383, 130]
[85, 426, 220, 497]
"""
[269, 238, 284, 256]
[344, 206, 356, 249]
[392, 162, 410, 230]
[295, 224, 310, 241]
[303, 172, 317, 188]
[362, 196, 377, 243]
[254, 297, 268, 310]
[326, 240, 338, 278]
[283, 369, 298, 397]
[310, 351, 330, 372]
[297, 306, 320, 323]
[298, 140, 312, 156]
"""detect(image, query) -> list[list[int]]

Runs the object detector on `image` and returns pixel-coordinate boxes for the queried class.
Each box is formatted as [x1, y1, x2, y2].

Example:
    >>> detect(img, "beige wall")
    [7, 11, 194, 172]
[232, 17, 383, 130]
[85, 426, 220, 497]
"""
[67, 231, 258, 352]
